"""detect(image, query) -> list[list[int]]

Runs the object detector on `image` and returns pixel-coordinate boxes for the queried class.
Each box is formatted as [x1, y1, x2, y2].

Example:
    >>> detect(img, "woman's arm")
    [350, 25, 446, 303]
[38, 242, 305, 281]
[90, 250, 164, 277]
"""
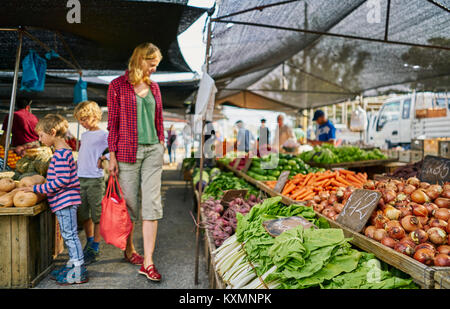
[154, 83, 165, 144]
[107, 83, 120, 153]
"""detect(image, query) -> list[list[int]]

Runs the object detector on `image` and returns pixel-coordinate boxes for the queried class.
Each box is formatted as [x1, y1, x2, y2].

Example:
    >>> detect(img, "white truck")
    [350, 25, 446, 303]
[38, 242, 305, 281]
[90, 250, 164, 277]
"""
[367, 92, 450, 149]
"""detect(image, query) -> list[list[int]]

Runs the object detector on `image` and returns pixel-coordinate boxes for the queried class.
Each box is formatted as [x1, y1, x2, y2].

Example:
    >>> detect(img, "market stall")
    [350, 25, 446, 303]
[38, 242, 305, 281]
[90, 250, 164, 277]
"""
[205, 152, 450, 289]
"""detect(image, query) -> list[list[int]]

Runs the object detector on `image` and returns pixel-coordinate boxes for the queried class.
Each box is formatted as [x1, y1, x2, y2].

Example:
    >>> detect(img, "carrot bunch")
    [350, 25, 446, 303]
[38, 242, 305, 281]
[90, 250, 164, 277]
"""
[266, 170, 367, 201]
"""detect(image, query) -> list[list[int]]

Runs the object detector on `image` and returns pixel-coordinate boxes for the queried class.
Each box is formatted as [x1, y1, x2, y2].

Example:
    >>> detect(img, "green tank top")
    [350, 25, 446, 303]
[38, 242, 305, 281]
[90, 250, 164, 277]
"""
[136, 91, 159, 145]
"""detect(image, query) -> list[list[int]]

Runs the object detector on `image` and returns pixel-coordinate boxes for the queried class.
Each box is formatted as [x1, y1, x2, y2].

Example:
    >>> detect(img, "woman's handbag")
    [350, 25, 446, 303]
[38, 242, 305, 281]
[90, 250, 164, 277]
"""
[100, 175, 132, 251]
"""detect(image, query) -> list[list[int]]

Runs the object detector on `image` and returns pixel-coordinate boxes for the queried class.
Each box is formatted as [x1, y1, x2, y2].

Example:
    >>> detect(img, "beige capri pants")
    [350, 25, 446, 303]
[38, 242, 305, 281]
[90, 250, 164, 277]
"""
[118, 144, 164, 221]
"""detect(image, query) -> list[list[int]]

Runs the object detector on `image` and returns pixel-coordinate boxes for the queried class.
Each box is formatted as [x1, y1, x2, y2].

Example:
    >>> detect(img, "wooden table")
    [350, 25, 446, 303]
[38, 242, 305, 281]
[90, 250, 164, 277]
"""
[0, 202, 55, 288]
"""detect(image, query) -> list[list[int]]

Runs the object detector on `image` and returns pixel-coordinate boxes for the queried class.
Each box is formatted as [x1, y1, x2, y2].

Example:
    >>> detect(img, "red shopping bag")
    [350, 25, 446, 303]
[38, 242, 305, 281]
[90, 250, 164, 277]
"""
[100, 175, 132, 251]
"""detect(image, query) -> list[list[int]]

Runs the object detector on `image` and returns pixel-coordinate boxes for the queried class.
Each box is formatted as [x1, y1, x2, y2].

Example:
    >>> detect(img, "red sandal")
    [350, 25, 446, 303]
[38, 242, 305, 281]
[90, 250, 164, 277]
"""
[124, 252, 144, 265]
[139, 264, 162, 282]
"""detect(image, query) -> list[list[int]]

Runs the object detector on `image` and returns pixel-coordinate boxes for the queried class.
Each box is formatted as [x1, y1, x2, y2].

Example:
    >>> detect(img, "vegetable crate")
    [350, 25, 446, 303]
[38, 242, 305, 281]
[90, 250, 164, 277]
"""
[434, 270, 450, 289]
[193, 188, 225, 289]
[220, 162, 450, 289]
[0, 202, 55, 288]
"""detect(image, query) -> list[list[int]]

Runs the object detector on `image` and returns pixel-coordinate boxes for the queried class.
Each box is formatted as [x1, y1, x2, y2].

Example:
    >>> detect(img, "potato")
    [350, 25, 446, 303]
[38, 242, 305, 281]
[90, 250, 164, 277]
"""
[0, 178, 17, 192]
[0, 190, 18, 207]
[13, 191, 38, 207]
[18, 175, 45, 188]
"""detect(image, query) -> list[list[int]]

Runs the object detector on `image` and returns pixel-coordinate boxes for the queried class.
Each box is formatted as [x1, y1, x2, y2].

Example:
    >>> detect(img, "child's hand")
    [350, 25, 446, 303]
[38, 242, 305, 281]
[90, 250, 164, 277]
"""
[20, 186, 34, 193]
[97, 156, 107, 169]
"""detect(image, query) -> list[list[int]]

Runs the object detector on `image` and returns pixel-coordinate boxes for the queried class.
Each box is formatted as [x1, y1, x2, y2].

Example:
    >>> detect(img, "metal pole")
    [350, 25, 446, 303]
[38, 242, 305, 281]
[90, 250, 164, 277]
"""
[195, 16, 213, 286]
[4, 31, 23, 171]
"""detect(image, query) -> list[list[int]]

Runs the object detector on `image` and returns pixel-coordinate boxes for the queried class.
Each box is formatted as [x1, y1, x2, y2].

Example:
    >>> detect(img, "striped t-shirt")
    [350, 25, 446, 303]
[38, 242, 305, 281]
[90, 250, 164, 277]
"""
[33, 148, 81, 212]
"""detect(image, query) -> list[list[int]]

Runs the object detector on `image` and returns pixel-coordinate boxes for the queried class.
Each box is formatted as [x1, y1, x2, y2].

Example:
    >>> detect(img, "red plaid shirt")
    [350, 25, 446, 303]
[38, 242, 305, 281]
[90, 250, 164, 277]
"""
[107, 71, 164, 163]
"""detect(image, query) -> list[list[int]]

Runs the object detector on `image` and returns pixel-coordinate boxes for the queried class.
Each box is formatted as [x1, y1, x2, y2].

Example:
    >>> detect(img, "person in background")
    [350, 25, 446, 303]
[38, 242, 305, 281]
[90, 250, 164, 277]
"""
[293, 124, 306, 144]
[74, 101, 109, 265]
[308, 110, 336, 146]
[257, 118, 270, 156]
[274, 114, 295, 151]
[167, 125, 177, 166]
[21, 114, 87, 285]
[0, 98, 39, 156]
[182, 123, 192, 158]
[235, 120, 254, 153]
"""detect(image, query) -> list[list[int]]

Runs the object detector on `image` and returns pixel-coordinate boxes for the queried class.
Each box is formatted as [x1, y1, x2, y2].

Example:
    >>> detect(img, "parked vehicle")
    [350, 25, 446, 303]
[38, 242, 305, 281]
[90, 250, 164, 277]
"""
[367, 92, 450, 148]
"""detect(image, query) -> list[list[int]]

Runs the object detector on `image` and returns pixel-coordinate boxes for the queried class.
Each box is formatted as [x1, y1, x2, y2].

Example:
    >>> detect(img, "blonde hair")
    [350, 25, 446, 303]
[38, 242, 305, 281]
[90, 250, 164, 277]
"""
[35, 114, 69, 138]
[128, 42, 162, 85]
[74, 100, 102, 122]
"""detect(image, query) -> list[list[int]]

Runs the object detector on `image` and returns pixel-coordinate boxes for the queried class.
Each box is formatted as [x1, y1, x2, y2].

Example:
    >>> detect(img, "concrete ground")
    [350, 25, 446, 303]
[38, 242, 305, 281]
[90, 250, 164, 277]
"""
[35, 165, 209, 289]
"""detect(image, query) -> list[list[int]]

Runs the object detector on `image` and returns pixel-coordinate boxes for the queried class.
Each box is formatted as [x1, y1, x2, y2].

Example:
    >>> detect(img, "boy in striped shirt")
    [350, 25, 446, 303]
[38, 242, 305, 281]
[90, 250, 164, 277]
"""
[21, 114, 87, 285]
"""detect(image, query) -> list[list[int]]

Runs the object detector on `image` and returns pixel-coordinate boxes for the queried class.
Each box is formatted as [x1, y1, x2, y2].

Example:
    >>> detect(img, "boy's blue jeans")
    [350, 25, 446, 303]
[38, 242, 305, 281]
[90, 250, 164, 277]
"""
[55, 205, 84, 266]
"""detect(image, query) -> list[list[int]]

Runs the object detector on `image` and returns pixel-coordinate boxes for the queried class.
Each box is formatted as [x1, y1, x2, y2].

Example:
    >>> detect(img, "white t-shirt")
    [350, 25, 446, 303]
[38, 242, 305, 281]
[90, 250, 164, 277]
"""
[77, 130, 108, 178]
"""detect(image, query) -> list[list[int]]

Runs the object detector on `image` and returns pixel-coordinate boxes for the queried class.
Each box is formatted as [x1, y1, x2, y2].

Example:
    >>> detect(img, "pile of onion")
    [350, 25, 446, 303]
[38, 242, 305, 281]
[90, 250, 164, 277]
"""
[361, 178, 450, 266]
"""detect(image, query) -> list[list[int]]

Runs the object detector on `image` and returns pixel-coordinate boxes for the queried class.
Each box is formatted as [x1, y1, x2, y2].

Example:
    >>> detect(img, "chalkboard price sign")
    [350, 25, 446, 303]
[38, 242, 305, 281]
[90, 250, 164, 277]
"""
[419, 155, 450, 185]
[336, 189, 381, 232]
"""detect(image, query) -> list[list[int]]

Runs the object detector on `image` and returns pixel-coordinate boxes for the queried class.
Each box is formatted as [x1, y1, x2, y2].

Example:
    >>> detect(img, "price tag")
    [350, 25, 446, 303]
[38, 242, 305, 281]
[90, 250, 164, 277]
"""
[336, 189, 381, 232]
[419, 155, 450, 185]
[242, 158, 253, 173]
[273, 171, 290, 193]
[220, 189, 248, 207]
[232, 158, 241, 170]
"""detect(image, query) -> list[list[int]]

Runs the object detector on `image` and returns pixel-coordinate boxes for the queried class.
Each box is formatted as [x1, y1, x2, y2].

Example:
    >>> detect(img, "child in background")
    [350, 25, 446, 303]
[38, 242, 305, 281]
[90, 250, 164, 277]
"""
[21, 114, 87, 285]
[74, 101, 109, 264]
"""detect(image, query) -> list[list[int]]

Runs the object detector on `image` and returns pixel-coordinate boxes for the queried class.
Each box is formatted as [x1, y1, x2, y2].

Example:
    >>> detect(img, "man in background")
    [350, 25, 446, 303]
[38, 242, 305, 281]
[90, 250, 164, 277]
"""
[1, 99, 39, 156]
[274, 114, 295, 151]
[235, 120, 254, 153]
[308, 110, 336, 145]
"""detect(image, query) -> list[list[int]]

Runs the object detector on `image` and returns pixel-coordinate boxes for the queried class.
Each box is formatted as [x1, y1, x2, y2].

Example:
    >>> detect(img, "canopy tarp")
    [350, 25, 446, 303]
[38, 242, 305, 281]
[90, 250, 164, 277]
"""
[211, 0, 450, 108]
[216, 90, 298, 112]
[0, 0, 206, 73]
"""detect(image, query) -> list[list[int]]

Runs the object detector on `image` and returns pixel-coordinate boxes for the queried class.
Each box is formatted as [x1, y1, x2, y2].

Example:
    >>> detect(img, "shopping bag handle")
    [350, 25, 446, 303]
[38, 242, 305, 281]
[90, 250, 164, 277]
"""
[106, 175, 124, 200]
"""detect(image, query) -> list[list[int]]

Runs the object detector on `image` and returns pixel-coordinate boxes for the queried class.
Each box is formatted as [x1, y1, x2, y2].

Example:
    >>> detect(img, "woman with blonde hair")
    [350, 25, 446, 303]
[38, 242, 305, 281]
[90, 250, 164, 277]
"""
[107, 42, 164, 281]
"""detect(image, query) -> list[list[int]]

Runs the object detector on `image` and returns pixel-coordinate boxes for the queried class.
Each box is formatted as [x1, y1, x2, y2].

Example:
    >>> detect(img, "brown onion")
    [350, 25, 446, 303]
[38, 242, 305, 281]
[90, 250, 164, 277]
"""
[397, 205, 413, 218]
[319, 191, 330, 201]
[322, 207, 336, 218]
[435, 198, 450, 209]
[434, 208, 450, 221]
[384, 220, 401, 230]
[363, 180, 375, 190]
[411, 189, 430, 204]
[410, 229, 428, 244]
[424, 202, 439, 214]
[401, 215, 423, 232]
[403, 184, 416, 195]
[383, 190, 397, 203]
[427, 227, 447, 245]
[413, 248, 434, 265]
[429, 219, 448, 230]
[434, 254, 450, 266]
[406, 177, 420, 187]
[333, 203, 344, 214]
[381, 237, 397, 248]
[425, 184, 443, 200]
[387, 226, 406, 240]
[416, 243, 436, 253]
[328, 194, 337, 204]
[364, 226, 376, 239]
[313, 195, 322, 203]
[412, 203, 428, 217]
[374, 214, 390, 229]
[400, 237, 417, 248]
[442, 190, 450, 199]
[383, 206, 401, 220]
[417, 216, 429, 226]
[448, 219, 450, 234]
[394, 241, 415, 256]
[374, 229, 388, 242]
[397, 183, 405, 193]
[444, 183, 450, 192]
[437, 245, 450, 255]
[423, 224, 431, 232]
[313, 203, 325, 213]
[386, 183, 398, 192]
[420, 182, 431, 189]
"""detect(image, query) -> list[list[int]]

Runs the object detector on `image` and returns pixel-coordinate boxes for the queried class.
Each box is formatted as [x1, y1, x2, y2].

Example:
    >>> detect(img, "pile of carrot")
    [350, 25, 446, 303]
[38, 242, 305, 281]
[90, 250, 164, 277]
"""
[266, 170, 368, 201]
